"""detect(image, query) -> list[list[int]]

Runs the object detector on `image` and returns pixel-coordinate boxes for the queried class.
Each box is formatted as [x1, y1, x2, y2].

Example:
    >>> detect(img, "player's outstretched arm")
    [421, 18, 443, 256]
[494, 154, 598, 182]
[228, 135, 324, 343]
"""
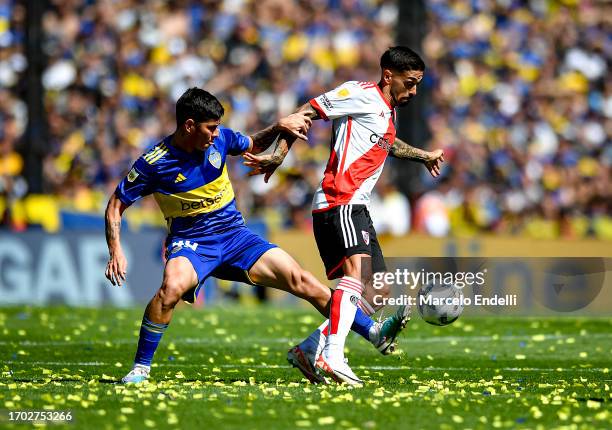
[390, 137, 445, 177]
[247, 111, 313, 155]
[243, 103, 320, 182]
[104, 193, 129, 286]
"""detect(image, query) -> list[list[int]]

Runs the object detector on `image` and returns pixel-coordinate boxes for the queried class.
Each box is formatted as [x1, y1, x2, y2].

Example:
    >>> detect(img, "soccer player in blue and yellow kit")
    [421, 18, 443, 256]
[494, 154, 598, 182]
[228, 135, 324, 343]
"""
[105, 88, 406, 384]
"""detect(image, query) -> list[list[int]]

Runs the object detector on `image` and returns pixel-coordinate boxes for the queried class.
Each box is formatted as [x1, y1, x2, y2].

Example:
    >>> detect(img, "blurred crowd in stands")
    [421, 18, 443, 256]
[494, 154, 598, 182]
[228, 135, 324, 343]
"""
[0, 0, 610, 239]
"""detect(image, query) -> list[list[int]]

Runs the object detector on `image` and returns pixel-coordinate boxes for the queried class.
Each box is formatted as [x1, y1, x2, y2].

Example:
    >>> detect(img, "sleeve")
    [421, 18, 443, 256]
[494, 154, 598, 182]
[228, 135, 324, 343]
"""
[309, 81, 373, 121]
[114, 156, 156, 206]
[221, 126, 251, 156]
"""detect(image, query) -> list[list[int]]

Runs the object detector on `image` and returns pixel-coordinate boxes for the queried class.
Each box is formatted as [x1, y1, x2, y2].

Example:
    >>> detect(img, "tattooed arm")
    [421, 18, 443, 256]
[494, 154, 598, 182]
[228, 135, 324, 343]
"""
[247, 107, 317, 155]
[390, 137, 445, 177]
[243, 103, 321, 182]
[104, 194, 129, 286]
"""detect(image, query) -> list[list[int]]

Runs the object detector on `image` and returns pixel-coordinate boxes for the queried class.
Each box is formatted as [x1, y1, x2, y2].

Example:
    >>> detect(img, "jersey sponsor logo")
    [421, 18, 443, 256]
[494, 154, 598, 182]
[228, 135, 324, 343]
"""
[208, 150, 222, 169]
[320, 94, 334, 110]
[362, 230, 370, 245]
[180, 188, 226, 212]
[175, 173, 187, 183]
[369, 133, 393, 152]
[154, 166, 235, 218]
[127, 168, 139, 182]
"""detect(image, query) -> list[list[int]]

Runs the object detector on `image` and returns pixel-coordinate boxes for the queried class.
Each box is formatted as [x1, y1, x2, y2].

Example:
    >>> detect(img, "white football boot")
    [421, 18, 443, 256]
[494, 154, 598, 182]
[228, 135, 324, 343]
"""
[121, 364, 150, 384]
[315, 354, 363, 386]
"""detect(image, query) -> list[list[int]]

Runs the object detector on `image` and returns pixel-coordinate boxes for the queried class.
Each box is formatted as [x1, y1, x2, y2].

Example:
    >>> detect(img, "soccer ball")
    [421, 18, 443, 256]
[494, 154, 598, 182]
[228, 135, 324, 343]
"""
[417, 282, 464, 326]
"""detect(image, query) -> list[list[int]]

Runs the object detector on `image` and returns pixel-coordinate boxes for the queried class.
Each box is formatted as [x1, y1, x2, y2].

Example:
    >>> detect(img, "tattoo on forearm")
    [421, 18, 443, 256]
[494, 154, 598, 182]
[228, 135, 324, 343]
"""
[250, 103, 320, 157]
[105, 220, 121, 243]
[250, 125, 282, 154]
[267, 104, 318, 162]
[390, 139, 429, 162]
[270, 134, 295, 164]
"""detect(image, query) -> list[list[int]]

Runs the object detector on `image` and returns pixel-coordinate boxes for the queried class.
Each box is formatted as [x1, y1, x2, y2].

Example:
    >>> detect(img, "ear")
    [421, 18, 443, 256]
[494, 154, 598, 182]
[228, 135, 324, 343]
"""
[382, 69, 393, 85]
[184, 119, 195, 133]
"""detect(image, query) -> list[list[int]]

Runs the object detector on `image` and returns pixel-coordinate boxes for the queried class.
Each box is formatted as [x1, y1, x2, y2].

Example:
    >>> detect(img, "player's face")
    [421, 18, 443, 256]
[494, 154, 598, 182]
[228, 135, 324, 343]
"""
[193, 119, 221, 151]
[388, 69, 423, 107]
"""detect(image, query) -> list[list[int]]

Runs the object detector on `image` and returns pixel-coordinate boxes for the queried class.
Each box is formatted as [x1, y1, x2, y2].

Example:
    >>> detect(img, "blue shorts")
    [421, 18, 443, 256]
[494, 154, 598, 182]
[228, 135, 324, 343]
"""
[165, 226, 277, 303]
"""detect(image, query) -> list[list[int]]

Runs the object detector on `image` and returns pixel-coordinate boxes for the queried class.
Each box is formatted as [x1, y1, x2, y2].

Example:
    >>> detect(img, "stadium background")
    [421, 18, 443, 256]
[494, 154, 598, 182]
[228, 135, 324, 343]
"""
[0, 0, 610, 311]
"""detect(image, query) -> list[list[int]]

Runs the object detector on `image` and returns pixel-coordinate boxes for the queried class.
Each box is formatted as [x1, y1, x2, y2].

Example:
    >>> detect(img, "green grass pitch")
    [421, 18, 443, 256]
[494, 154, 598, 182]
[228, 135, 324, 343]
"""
[0, 306, 610, 429]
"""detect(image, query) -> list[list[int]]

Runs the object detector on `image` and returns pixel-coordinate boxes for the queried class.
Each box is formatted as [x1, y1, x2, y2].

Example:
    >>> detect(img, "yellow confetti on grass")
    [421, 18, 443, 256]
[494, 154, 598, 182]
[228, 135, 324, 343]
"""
[318, 416, 335, 425]
[586, 400, 601, 409]
[530, 406, 543, 419]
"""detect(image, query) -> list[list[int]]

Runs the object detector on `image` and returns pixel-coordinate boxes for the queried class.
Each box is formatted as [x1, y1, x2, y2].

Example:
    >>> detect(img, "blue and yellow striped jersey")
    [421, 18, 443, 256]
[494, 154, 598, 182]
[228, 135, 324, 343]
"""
[115, 126, 251, 239]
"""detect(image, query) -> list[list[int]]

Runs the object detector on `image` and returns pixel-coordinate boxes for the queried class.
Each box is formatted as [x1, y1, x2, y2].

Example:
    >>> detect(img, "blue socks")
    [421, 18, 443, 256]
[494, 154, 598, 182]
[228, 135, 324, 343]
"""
[134, 316, 168, 367]
[351, 307, 375, 340]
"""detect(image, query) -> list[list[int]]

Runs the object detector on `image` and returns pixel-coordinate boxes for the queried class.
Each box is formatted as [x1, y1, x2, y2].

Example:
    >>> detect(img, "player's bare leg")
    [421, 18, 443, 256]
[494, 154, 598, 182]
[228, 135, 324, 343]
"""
[122, 257, 198, 383]
[247, 248, 332, 316]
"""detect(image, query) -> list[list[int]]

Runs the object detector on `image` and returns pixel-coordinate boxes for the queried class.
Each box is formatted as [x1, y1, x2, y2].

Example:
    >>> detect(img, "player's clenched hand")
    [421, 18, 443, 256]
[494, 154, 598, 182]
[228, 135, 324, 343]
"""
[105, 249, 127, 286]
[277, 112, 312, 141]
[425, 149, 445, 177]
[243, 152, 281, 183]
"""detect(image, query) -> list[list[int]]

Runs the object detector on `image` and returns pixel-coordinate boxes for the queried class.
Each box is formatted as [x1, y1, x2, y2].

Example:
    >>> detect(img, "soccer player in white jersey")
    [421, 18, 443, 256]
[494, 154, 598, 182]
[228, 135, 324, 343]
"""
[245, 47, 444, 384]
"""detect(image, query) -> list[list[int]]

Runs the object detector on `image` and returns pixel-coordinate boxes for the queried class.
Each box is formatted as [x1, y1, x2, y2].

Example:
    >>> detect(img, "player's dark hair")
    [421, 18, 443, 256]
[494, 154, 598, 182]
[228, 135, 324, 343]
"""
[176, 87, 224, 127]
[380, 46, 425, 72]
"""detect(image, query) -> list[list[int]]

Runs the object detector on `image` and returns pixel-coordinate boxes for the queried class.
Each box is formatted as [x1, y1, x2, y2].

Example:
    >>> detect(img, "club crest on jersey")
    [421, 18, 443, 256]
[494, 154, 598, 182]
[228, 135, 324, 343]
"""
[208, 150, 222, 169]
[362, 230, 370, 245]
[127, 168, 139, 182]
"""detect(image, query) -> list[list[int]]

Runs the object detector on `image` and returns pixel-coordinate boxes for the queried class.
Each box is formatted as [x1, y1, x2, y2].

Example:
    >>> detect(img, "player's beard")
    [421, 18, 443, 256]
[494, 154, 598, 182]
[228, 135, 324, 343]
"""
[397, 96, 412, 107]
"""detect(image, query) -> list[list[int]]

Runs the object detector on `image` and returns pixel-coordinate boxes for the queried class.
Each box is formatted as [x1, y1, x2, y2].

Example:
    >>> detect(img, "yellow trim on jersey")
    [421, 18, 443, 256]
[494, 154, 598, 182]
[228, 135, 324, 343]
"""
[144, 143, 168, 164]
[153, 165, 235, 218]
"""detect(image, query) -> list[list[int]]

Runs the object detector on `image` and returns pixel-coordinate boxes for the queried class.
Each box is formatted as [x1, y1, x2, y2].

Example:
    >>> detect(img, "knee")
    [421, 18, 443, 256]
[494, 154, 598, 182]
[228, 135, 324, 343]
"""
[157, 278, 185, 310]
